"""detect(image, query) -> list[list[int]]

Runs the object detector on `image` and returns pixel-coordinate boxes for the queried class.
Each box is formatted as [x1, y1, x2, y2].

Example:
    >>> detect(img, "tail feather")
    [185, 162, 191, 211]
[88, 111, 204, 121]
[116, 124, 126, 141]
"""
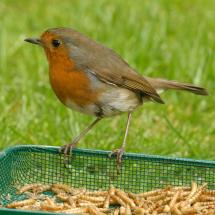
[145, 77, 208, 96]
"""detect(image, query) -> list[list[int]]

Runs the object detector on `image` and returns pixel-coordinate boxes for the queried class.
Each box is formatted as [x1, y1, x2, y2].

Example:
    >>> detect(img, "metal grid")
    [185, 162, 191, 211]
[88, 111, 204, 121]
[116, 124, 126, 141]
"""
[1, 145, 215, 209]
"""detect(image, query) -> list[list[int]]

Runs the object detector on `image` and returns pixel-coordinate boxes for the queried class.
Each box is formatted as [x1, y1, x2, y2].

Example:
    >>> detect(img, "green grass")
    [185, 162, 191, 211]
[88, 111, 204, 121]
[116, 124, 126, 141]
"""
[0, 0, 214, 160]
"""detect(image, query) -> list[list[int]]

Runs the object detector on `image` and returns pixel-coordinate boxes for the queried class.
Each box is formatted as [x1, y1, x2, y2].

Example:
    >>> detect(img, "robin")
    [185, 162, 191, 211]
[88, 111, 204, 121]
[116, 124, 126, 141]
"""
[25, 27, 208, 165]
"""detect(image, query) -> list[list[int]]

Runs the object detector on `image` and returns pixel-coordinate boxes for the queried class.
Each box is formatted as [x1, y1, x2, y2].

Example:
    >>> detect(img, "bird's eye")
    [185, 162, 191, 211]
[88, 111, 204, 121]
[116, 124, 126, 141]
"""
[52, 39, 61, 47]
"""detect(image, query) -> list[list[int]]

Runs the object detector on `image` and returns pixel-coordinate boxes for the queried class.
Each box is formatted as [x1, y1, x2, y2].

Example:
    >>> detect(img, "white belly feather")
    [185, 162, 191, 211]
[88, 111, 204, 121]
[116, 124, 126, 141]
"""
[98, 87, 142, 116]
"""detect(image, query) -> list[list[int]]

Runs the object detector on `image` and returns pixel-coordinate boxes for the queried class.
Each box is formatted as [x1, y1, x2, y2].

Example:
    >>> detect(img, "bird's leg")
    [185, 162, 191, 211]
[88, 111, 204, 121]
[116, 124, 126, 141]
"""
[60, 117, 101, 156]
[109, 112, 132, 167]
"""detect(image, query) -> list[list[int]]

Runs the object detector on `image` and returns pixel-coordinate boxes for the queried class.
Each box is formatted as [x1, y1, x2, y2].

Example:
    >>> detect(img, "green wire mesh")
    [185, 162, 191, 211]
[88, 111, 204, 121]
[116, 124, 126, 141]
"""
[1, 145, 215, 214]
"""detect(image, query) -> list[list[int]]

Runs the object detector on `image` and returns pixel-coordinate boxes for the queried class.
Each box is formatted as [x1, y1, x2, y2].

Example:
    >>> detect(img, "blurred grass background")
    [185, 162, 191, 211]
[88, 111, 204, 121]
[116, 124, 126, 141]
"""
[0, 0, 214, 159]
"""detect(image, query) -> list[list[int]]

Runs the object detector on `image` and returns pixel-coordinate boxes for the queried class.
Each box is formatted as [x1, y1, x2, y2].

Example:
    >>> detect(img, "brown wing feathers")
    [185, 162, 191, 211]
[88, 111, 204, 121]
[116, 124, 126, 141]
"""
[145, 77, 208, 96]
[91, 67, 164, 104]
[121, 76, 164, 103]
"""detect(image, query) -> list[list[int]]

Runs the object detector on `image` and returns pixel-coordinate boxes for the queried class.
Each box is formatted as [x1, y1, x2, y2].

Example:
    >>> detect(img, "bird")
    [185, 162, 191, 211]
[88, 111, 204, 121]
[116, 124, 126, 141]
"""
[25, 27, 208, 165]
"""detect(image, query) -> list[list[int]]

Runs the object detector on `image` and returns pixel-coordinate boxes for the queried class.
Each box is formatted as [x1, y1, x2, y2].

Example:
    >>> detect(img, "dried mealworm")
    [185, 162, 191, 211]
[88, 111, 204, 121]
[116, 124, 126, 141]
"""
[61, 207, 88, 214]
[40, 202, 64, 211]
[198, 195, 215, 202]
[187, 183, 207, 204]
[157, 196, 171, 207]
[194, 201, 215, 207]
[87, 205, 106, 215]
[45, 197, 55, 206]
[71, 189, 86, 199]
[35, 184, 51, 193]
[115, 189, 136, 208]
[169, 191, 180, 209]
[78, 201, 103, 207]
[7, 199, 36, 208]
[147, 193, 167, 202]
[144, 202, 157, 214]
[187, 182, 198, 199]
[110, 198, 118, 205]
[80, 195, 105, 202]
[103, 194, 110, 208]
[128, 192, 141, 206]
[173, 186, 191, 191]
[56, 193, 69, 201]
[52, 183, 73, 193]
[17, 183, 42, 194]
[205, 189, 215, 196]
[98, 208, 110, 213]
[86, 190, 107, 196]
[137, 189, 163, 198]
[111, 194, 126, 207]
[176, 182, 200, 209]
[16, 205, 39, 211]
[52, 187, 66, 195]
[181, 206, 197, 214]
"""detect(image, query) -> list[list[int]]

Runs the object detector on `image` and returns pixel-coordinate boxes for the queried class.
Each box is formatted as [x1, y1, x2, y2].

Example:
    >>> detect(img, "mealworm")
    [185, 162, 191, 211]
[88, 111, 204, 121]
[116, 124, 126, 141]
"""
[7, 199, 36, 208]
[17, 184, 42, 194]
[115, 189, 135, 208]
[103, 194, 110, 208]
[52, 183, 73, 193]
[110, 194, 126, 207]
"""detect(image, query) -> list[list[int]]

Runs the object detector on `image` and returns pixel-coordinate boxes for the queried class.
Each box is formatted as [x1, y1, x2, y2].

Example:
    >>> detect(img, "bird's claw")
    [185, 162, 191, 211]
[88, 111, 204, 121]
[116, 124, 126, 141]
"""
[59, 143, 76, 167]
[109, 147, 125, 166]
[59, 143, 75, 155]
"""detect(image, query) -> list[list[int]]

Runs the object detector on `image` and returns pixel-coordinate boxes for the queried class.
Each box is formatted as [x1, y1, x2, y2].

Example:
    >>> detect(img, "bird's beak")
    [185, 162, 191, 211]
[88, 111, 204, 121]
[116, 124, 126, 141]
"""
[24, 38, 42, 46]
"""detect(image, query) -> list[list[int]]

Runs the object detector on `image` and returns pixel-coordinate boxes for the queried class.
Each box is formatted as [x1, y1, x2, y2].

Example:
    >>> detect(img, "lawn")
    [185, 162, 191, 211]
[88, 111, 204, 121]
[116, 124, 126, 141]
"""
[0, 0, 214, 160]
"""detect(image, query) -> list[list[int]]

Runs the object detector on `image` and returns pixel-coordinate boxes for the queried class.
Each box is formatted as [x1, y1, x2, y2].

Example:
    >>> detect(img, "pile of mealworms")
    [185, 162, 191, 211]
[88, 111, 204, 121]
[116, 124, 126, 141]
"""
[5, 182, 215, 214]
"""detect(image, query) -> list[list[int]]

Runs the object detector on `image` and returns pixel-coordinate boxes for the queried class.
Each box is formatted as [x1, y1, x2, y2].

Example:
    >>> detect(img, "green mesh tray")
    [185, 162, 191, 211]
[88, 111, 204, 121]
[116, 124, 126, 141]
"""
[1, 145, 215, 215]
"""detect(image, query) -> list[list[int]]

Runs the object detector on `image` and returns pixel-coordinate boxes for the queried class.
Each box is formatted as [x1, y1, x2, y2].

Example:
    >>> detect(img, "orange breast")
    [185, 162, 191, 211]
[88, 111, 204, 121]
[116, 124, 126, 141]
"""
[48, 52, 98, 107]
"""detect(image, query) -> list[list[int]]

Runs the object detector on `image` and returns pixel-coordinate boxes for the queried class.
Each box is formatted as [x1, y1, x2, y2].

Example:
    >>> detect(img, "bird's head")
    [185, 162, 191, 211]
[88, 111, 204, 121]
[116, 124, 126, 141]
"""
[25, 28, 86, 64]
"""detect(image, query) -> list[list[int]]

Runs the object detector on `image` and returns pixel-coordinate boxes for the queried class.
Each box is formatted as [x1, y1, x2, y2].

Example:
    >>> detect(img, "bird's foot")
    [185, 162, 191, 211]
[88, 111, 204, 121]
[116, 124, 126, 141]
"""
[109, 147, 125, 172]
[59, 143, 76, 167]
[59, 143, 76, 155]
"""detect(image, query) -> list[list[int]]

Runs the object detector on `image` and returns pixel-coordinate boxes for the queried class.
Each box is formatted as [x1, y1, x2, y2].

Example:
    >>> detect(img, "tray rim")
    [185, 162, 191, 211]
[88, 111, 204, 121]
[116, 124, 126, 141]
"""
[1, 144, 215, 168]
[0, 207, 68, 215]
